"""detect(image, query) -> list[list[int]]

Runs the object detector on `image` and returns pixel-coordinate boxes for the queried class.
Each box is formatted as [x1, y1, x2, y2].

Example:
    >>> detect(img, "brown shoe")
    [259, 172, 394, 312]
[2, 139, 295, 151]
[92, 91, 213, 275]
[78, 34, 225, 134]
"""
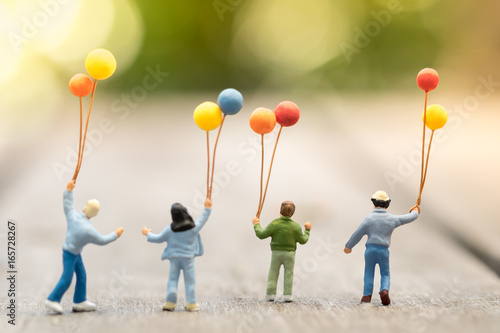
[379, 289, 390, 305]
[360, 295, 372, 303]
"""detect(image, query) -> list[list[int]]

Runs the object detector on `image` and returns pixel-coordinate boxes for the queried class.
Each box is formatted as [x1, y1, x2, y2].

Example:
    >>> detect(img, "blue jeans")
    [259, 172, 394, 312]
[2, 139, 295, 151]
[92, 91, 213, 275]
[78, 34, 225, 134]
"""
[166, 258, 196, 304]
[363, 244, 390, 296]
[48, 250, 87, 303]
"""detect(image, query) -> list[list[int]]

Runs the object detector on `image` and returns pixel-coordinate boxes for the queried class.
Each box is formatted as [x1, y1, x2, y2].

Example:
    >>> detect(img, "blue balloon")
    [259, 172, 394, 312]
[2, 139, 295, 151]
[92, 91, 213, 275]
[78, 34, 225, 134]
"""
[217, 88, 243, 115]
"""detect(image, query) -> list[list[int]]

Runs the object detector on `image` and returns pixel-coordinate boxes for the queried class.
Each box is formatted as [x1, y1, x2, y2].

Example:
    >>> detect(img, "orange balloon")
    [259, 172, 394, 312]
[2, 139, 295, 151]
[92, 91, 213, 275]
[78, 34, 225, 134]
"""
[69, 73, 93, 97]
[249, 108, 276, 135]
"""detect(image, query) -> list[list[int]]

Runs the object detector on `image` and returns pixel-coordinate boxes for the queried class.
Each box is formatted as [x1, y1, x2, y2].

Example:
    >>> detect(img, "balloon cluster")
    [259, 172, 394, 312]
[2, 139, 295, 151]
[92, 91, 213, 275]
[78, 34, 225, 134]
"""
[193, 88, 243, 199]
[68, 49, 117, 183]
[249, 101, 300, 217]
[414, 68, 448, 209]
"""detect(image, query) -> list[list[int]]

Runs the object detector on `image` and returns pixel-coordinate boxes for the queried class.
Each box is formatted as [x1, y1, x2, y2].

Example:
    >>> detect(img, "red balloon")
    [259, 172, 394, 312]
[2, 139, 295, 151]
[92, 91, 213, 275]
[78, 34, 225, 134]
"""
[416, 68, 439, 93]
[274, 101, 300, 127]
[69, 73, 93, 97]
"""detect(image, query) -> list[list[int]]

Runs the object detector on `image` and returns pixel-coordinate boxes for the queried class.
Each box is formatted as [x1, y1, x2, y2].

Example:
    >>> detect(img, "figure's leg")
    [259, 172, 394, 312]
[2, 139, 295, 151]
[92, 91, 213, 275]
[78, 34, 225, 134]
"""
[362, 247, 376, 301]
[266, 251, 281, 300]
[73, 254, 87, 304]
[378, 247, 391, 305]
[283, 251, 296, 301]
[166, 260, 181, 304]
[379, 248, 391, 292]
[48, 251, 77, 303]
[183, 259, 197, 304]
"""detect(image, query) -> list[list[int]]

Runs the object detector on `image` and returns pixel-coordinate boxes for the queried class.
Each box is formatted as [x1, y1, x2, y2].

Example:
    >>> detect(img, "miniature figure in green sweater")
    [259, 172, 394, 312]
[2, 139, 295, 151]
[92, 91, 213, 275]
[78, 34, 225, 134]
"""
[252, 201, 311, 302]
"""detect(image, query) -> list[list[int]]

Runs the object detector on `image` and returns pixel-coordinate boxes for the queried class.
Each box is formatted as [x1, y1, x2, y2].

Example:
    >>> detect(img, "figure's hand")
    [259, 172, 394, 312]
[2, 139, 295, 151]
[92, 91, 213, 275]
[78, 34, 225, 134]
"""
[142, 226, 151, 236]
[115, 227, 124, 238]
[304, 221, 312, 230]
[344, 247, 352, 254]
[204, 198, 212, 208]
[66, 180, 75, 192]
[252, 216, 260, 225]
[410, 205, 420, 214]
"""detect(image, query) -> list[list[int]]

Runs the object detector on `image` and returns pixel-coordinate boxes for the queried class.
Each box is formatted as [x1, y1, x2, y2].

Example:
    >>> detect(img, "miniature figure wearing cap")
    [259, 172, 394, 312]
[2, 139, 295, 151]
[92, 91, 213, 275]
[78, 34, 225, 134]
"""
[142, 198, 212, 312]
[45, 180, 124, 314]
[344, 191, 419, 305]
[253, 201, 311, 302]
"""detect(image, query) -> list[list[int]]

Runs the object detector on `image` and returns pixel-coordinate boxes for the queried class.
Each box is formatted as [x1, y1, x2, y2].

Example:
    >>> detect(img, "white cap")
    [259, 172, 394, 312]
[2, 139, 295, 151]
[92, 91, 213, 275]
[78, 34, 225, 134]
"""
[84, 199, 100, 218]
[371, 190, 390, 201]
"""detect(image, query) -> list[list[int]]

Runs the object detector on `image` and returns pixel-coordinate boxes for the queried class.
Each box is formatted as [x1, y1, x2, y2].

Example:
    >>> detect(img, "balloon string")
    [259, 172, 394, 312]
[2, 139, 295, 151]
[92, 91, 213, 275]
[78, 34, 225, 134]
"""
[415, 92, 428, 208]
[256, 134, 264, 218]
[258, 125, 283, 218]
[74, 79, 98, 182]
[420, 130, 435, 195]
[209, 115, 226, 198]
[206, 131, 210, 199]
[72, 96, 84, 182]
[414, 129, 435, 209]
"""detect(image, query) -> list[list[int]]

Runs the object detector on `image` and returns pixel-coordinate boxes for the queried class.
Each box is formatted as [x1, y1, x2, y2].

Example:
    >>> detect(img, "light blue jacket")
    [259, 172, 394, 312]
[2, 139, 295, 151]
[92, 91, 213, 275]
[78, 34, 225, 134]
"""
[147, 207, 211, 260]
[62, 191, 118, 255]
[346, 208, 418, 249]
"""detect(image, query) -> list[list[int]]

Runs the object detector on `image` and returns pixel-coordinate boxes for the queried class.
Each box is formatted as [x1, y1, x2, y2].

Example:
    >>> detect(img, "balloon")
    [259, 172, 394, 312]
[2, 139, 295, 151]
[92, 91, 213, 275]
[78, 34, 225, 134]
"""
[417, 68, 439, 93]
[423, 104, 447, 130]
[69, 73, 93, 97]
[85, 49, 117, 80]
[193, 101, 223, 131]
[249, 108, 276, 135]
[274, 101, 300, 127]
[218, 88, 243, 115]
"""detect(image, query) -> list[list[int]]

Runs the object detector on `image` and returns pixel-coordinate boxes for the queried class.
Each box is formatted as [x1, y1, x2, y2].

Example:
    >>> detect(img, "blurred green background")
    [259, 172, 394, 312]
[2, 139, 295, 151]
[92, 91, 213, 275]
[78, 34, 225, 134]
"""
[2, 0, 499, 94]
[1, 0, 499, 157]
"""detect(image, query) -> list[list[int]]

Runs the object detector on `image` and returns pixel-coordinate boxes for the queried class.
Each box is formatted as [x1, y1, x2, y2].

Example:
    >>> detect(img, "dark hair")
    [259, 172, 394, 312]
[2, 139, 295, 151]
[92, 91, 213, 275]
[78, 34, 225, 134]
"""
[170, 203, 195, 232]
[280, 201, 295, 217]
[371, 198, 391, 209]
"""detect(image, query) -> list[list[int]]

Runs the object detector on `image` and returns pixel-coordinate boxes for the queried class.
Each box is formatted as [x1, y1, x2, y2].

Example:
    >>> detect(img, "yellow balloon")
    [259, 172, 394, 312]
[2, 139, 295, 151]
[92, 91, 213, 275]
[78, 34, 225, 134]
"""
[422, 104, 447, 130]
[85, 49, 117, 80]
[193, 101, 223, 131]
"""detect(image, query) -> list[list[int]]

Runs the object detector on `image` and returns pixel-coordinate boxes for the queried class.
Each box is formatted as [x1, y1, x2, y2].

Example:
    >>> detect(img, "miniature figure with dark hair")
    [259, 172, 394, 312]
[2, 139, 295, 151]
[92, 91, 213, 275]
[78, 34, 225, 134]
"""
[252, 201, 311, 302]
[142, 198, 212, 312]
[344, 191, 419, 305]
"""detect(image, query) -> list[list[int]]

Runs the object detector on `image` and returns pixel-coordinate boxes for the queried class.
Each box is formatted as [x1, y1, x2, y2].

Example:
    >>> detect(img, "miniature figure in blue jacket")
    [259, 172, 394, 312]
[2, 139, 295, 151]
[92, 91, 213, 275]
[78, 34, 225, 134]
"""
[45, 181, 124, 314]
[142, 198, 212, 312]
[344, 191, 419, 305]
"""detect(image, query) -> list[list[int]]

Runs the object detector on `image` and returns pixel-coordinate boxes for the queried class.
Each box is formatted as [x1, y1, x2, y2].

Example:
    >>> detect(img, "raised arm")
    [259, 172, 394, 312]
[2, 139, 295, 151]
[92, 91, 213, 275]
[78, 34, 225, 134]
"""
[397, 210, 419, 226]
[253, 217, 274, 239]
[193, 199, 212, 232]
[63, 181, 76, 216]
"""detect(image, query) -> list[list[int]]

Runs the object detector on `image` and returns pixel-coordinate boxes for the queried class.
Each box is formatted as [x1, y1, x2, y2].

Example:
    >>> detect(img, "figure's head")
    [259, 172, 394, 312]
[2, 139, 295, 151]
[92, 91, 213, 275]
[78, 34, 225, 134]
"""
[83, 199, 100, 219]
[170, 203, 195, 232]
[371, 190, 391, 209]
[280, 201, 296, 217]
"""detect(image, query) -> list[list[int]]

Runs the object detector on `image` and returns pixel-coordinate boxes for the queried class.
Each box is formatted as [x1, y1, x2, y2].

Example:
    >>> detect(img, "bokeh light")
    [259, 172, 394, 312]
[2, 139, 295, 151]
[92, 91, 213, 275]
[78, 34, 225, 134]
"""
[0, 0, 144, 146]
[231, 0, 350, 75]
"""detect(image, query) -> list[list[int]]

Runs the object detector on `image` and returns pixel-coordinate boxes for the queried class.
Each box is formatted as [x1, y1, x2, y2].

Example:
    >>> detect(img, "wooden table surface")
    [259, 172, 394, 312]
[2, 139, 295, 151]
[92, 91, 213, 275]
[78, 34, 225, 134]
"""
[1, 94, 499, 332]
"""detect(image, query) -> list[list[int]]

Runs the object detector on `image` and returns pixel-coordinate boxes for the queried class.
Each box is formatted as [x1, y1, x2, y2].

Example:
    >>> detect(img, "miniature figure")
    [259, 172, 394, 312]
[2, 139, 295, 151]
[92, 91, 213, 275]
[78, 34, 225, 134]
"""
[344, 190, 419, 305]
[252, 201, 311, 302]
[142, 198, 212, 312]
[45, 180, 124, 314]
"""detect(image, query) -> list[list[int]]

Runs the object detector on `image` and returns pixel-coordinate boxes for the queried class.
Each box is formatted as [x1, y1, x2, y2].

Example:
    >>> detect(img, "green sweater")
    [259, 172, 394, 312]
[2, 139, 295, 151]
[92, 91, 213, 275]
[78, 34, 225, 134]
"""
[254, 216, 310, 251]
